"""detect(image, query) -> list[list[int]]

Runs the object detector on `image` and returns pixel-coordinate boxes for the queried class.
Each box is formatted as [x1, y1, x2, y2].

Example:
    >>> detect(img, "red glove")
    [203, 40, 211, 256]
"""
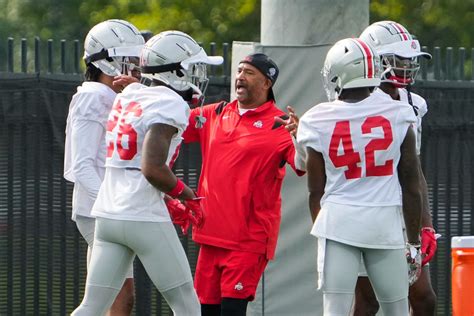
[183, 197, 205, 230]
[421, 227, 437, 266]
[165, 198, 191, 234]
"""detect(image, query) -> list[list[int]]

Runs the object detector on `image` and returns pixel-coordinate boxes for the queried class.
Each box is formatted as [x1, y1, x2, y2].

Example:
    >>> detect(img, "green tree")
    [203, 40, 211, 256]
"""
[370, 0, 472, 49]
[2, 0, 472, 49]
[1, 0, 472, 69]
[0, 0, 260, 44]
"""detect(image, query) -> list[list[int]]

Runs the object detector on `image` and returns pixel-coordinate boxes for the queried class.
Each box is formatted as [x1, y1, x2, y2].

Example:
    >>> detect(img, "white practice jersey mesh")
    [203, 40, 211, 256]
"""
[298, 91, 416, 207]
[399, 89, 428, 155]
[105, 83, 189, 169]
[64, 82, 117, 219]
[64, 82, 116, 183]
[92, 83, 190, 222]
[373, 88, 428, 155]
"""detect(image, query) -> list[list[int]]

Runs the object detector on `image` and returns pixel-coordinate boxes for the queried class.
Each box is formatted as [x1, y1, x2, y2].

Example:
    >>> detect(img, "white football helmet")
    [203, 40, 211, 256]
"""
[140, 30, 223, 101]
[322, 38, 381, 101]
[83, 19, 145, 76]
[360, 21, 431, 87]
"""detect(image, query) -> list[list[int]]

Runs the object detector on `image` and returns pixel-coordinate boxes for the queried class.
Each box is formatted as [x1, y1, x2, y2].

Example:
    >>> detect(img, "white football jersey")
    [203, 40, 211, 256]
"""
[92, 83, 190, 222]
[298, 91, 416, 207]
[64, 82, 117, 220]
[399, 89, 427, 155]
[373, 88, 428, 155]
[105, 83, 189, 169]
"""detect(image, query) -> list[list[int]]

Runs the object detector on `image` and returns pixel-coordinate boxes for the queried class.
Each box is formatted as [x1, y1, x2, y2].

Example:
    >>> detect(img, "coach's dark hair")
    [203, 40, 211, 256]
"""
[84, 63, 102, 82]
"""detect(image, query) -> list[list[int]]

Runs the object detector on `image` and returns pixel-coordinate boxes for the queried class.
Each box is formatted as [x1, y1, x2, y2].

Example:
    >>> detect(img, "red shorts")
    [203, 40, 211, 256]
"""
[194, 244, 268, 304]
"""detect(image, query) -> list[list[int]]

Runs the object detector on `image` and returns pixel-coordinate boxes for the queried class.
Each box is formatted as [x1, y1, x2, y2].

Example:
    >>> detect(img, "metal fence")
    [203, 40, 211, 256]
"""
[0, 39, 231, 315]
[419, 46, 474, 81]
[0, 37, 232, 79]
[2, 37, 473, 80]
[0, 37, 473, 315]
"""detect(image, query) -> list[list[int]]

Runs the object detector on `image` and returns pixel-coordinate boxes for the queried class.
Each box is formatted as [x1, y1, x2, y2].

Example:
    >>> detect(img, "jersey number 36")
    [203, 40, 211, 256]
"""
[106, 99, 143, 161]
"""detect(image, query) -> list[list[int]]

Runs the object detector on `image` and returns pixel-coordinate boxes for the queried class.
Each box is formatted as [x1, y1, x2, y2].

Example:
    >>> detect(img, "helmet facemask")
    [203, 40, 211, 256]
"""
[140, 45, 218, 107]
[322, 64, 340, 102]
[381, 54, 420, 87]
[87, 46, 143, 77]
[120, 56, 141, 78]
[141, 62, 209, 107]
[139, 30, 223, 128]
[359, 21, 430, 88]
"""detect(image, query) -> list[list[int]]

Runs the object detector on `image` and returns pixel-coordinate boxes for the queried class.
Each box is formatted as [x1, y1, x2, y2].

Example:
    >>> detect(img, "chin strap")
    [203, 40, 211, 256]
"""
[406, 84, 419, 116]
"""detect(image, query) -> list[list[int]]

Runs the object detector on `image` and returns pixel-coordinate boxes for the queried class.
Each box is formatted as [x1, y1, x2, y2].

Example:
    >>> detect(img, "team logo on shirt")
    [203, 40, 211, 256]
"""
[234, 282, 244, 291]
[253, 120, 263, 128]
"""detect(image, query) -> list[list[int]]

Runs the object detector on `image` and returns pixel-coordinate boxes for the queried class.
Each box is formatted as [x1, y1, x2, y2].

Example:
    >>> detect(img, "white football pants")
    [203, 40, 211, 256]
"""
[72, 218, 200, 316]
[76, 215, 134, 278]
[323, 239, 409, 316]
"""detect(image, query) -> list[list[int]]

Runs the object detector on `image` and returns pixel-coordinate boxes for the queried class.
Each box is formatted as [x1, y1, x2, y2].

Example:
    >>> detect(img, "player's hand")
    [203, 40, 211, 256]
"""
[113, 75, 140, 90]
[274, 105, 299, 137]
[183, 197, 205, 230]
[405, 242, 422, 285]
[421, 227, 437, 266]
[165, 197, 191, 234]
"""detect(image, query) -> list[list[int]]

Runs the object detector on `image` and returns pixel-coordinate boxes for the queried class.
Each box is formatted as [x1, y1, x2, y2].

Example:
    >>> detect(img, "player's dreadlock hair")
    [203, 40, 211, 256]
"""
[84, 63, 102, 82]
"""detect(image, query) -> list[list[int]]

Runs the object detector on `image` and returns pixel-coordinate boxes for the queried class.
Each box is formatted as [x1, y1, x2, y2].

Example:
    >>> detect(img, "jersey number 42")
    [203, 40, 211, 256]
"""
[329, 116, 394, 179]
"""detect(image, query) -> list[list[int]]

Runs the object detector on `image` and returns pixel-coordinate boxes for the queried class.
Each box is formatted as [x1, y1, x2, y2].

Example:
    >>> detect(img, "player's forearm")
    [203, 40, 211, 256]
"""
[402, 184, 422, 243]
[141, 163, 194, 199]
[141, 123, 195, 199]
[306, 148, 326, 223]
[143, 163, 176, 191]
[73, 164, 101, 199]
[419, 167, 433, 228]
[398, 127, 422, 243]
[70, 120, 104, 199]
[308, 191, 323, 223]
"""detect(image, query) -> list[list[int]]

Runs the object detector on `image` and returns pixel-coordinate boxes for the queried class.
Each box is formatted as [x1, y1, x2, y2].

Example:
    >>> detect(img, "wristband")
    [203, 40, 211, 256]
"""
[421, 227, 436, 233]
[166, 179, 185, 199]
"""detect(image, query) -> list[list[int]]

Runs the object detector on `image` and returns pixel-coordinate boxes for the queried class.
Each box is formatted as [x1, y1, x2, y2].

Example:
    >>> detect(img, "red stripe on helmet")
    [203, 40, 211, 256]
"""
[354, 38, 374, 78]
[392, 23, 410, 41]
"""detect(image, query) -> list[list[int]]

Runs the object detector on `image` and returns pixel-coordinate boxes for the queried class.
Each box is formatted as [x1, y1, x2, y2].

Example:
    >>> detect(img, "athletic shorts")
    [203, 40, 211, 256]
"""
[194, 244, 268, 304]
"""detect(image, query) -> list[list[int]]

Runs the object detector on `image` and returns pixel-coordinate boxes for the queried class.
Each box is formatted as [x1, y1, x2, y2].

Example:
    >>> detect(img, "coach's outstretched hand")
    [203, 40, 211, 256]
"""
[274, 105, 299, 137]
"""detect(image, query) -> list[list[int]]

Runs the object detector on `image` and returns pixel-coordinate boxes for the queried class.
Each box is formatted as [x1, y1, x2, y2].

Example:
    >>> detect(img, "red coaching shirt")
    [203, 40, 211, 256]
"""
[183, 100, 304, 259]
